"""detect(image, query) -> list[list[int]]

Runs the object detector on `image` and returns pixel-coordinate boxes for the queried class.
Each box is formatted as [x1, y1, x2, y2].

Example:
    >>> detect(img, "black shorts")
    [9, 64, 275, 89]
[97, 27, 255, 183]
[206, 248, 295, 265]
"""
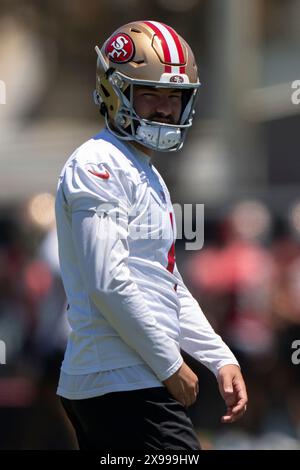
[60, 387, 201, 451]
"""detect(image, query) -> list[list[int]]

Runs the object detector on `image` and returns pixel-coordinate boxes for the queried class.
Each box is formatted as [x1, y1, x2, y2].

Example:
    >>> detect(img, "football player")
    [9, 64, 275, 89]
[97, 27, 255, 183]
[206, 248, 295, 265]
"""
[56, 20, 247, 451]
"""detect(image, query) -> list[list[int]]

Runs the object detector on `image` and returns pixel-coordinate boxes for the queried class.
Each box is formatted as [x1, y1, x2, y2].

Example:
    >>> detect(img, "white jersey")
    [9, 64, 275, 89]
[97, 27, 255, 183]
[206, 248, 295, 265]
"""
[55, 128, 238, 398]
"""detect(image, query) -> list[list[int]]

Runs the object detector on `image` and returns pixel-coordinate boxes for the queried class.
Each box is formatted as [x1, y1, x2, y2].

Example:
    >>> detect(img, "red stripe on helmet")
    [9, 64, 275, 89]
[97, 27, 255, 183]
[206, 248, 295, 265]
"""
[144, 21, 172, 73]
[161, 23, 186, 74]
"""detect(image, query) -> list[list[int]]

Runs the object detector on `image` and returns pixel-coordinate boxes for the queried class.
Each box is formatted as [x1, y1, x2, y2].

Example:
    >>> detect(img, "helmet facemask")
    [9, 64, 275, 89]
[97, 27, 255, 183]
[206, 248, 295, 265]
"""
[96, 69, 200, 152]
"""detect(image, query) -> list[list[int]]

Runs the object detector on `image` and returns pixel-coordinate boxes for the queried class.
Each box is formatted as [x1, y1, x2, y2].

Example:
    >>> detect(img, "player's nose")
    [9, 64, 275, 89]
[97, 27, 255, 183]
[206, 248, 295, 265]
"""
[155, 96, 172, 117]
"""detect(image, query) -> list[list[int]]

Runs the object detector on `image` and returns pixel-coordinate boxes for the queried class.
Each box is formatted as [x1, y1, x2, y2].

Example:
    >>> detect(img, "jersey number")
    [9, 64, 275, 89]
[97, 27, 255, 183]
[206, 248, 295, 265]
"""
[166, 212, 175, 273]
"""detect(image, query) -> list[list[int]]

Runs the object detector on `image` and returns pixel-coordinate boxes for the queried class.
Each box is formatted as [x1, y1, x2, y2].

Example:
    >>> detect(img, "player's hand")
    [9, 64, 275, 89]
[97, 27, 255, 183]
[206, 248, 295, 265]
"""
[217, 364, 248, 423]
[162, 362, 199, 407]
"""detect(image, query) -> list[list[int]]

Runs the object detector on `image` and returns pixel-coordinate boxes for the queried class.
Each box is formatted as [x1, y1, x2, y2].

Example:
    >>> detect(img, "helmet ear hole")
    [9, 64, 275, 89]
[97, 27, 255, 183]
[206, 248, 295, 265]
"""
[101, 85, 110, 98]
[100, 102, 107, 117]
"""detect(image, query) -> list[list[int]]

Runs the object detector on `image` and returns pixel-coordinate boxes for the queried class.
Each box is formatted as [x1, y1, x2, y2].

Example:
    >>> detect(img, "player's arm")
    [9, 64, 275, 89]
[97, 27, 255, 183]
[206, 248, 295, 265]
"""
[173, 263, 239, 373]
[174, 263, 247, 419]
[64, 161, 183, 382]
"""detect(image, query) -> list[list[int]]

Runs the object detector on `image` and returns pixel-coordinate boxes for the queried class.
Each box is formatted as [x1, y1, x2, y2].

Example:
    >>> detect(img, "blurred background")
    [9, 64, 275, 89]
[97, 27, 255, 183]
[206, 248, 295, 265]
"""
[0, 0, 300, 450]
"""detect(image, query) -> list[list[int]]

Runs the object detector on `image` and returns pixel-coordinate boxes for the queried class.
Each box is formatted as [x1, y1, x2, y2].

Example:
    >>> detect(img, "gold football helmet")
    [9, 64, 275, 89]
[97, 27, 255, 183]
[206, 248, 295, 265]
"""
[94, 20, 200, 151]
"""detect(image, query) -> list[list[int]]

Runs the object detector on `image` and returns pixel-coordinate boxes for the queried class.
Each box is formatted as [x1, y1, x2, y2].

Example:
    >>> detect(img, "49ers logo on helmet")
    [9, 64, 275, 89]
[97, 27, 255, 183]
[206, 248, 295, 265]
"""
[105, 33, 135, 63]
[170, 75, 184, 83]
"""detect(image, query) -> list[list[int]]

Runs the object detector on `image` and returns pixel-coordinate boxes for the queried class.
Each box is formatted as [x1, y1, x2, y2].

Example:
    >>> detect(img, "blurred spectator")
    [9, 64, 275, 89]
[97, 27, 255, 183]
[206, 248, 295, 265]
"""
[184, 201, 299, 437]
